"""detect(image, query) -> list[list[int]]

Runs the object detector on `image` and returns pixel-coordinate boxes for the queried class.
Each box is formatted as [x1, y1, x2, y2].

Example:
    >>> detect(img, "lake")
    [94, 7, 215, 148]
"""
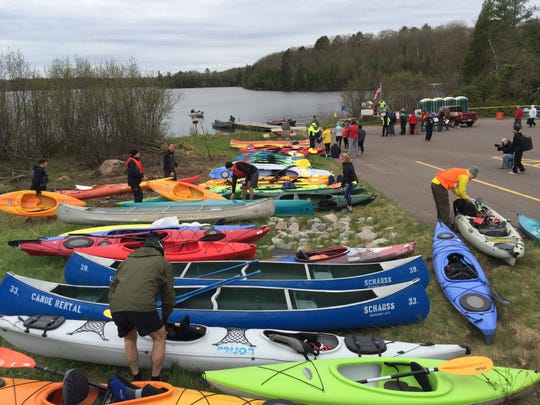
[166, 87, 343, 136]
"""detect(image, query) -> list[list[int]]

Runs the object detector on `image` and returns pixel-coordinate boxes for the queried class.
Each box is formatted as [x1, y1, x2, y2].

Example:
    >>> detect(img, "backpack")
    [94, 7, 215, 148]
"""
[521, 134, 533, 151]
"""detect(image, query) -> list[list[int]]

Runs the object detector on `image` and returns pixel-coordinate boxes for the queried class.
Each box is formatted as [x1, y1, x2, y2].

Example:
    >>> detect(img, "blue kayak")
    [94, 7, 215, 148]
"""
[517, 213, 540, 242]
[432, 221, 497, 344]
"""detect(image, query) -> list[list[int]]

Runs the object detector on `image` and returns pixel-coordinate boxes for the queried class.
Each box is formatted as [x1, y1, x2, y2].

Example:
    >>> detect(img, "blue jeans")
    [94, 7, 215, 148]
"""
[500, 153, 513, 169]
[344, 183, 357, 207]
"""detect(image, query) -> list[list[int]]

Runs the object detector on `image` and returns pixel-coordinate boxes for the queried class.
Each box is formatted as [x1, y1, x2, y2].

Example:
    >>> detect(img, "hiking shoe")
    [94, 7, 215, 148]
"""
[508, 172, 516, 175]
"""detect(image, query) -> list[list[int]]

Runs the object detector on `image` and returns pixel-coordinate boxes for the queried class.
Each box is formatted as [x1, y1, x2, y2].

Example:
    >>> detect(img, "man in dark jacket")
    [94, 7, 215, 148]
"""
[225, 161, 259, 200]
[109, 234, 175, 381]
[510, 125, 526, 174]
[162, 143, 178, 180]
[495, 137, 513, 169]
[30, 158, 49, 195]
[126, 149, 147, 202]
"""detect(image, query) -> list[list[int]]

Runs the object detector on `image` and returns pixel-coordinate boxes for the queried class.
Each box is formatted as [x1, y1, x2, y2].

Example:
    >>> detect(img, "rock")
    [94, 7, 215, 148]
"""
[275, 220, 288, 230]
[356, 227, 378, 240]
[322, 213, 338, 223]
[289, 222, 300, 233]
[99, 159, 125, 176]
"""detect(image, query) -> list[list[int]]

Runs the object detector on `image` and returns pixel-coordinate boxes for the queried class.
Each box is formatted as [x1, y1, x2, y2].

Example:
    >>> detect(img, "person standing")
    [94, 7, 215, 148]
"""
[126, 149, 147, 203]
[357, 124, 367, 155]
[495, 137, 513, 169]
[346, 120, 359, 157]
[332, 121, 344, 149]
[225, 161, 259, 200]
[527, 105, 536, 127]
[514, 105, 523, 129]
[388, 111, 396, 136]
[30, 158, 49, 195]
[409, 112, 418, 135]
[281, 118, 291, 138]
[399, 109, 407, 135]
[509, 125, 526, 174]
[108, 234, 175, 382]
[381, 112, 390, 137]
[162, 143, 178, 180]
[308, 122, 319, 149]
[340, 153, 358, 214]
[424, 114, 435, 142]
[430, 165, 479, 227]
[321, 125, 332, 157]
[342, 120, 350, 151]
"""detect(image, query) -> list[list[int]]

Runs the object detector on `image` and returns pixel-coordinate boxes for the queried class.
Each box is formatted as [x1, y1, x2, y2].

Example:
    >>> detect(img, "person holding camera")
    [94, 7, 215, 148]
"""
[495, 138, 513, 170]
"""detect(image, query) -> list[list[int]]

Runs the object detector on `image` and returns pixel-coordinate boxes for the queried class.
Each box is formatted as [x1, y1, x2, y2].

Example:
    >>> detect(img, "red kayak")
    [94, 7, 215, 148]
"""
[9, 226, 270, 257]
[285, 241, 417, 263]
[73, 239, 257, 261]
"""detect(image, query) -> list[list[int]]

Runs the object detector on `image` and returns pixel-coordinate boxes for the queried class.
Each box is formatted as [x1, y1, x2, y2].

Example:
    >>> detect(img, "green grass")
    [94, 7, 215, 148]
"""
[0, 132, 538, 403]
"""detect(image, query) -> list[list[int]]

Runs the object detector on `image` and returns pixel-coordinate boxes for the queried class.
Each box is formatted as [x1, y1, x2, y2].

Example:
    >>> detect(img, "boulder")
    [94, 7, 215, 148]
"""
[99, 159, 125, 176]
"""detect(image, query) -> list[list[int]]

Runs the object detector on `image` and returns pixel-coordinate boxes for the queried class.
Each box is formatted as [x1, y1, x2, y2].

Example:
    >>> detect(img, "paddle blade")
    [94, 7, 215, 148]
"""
[0, 347, 36, 368]
[438, 356, 493, 375]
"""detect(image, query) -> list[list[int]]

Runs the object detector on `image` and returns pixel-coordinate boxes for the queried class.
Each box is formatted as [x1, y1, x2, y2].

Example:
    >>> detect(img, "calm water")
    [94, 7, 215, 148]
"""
[166, 87, 343, 136]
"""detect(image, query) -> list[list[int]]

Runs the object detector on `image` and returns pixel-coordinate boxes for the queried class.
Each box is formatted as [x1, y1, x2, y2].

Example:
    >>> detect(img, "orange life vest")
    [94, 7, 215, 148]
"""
[434, 168, 468, 190]
[126, 157, 144, 174]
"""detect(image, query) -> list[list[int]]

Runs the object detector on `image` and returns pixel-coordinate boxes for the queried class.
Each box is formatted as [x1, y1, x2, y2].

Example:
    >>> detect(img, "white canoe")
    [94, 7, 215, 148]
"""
[56, 198, 276, 225]
[454, 203, 525, 265]
[0, 315, 470, 372]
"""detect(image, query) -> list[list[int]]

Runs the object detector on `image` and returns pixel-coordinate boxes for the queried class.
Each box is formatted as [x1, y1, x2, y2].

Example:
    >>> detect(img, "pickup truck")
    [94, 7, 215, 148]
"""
[438, 105, 478, 127]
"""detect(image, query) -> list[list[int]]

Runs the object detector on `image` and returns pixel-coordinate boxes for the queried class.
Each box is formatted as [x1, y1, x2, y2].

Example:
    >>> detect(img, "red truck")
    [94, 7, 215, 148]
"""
[438, 105, 478, 127]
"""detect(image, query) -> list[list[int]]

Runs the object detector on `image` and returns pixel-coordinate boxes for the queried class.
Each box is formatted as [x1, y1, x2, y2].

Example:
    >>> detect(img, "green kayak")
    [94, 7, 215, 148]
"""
[204, 356, 539, 405]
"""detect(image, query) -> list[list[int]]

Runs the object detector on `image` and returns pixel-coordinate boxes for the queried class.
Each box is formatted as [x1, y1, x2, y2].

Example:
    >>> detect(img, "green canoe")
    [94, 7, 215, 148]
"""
[204, 356, 539, 405]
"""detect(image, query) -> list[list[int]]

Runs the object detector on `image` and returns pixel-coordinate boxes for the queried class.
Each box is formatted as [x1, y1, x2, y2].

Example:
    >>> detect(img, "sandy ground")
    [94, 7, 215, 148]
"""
[350, 118, 539, 227]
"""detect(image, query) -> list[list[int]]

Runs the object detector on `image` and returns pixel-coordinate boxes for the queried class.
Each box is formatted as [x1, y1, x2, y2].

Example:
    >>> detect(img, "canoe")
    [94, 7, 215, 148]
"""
[209, 163, 331, 180]
[63, 252, 430, 289]
[116, 198, 314, 217]
[0, 272, 430, 329]
[252, 185, 367, 199]
[56, 198, 276, 225]
[0, 314, 470, 372]
[432, 221, 497, 344]
[56, 175, 202, 200]
[0, 190, 86, 217]
[274, 241, 417, 264]
[71, 239, 257, 261]
[204, 356, 540, 405]
[454, 201, 525, 265]
[517, 213, 540, 242]
[0, 376, 270, 405]
[230, 138, 310, 149]
[147, 180, 226, 201]
[9, 226, 271, 256]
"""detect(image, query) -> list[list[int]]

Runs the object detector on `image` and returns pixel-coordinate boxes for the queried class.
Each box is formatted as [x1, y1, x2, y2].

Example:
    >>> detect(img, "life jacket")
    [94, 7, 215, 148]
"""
[434, 168, 468, 190]
[126, 157, 144, 174]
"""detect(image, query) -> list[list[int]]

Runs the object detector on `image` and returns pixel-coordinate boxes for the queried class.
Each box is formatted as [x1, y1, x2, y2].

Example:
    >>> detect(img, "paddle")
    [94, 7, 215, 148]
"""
[65, 229, 227, 243]
[357, 356, 494, 384]
[0, 346, 106, 390]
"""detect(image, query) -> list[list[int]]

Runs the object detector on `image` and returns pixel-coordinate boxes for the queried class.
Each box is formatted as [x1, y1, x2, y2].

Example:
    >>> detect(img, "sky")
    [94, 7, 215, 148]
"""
[1, 0, 539, 75]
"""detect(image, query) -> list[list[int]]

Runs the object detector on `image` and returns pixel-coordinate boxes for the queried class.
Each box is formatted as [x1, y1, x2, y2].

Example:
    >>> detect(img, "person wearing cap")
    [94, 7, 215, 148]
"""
[308, 122, 319, 148]
[431, 165, 479, 227]
[225, 160, 259, 200]
[126, 149, 147, 202]
[108, 233, 175, 382]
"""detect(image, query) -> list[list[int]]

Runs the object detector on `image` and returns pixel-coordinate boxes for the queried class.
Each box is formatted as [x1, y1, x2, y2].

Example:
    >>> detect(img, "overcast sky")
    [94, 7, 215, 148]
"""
[2, 0, 539, 75]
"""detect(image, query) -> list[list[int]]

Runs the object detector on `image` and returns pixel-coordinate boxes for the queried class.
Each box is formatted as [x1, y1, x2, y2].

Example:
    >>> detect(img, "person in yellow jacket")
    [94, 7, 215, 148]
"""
[431, 165, 478, 227]
[322, 125, 332, 157]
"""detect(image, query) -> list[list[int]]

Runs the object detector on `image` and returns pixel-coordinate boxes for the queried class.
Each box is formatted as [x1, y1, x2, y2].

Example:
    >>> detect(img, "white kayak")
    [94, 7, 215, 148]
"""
[454, 201, 525, 265]
[0, 315, 470, 373]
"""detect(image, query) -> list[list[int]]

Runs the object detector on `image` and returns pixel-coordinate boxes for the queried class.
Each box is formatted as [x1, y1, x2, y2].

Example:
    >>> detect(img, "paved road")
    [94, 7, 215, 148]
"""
[351, 118, 539, 227]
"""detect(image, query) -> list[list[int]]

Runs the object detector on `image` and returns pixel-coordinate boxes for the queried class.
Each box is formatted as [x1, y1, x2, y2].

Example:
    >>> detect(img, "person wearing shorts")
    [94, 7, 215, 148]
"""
[109, 234, 175, 381]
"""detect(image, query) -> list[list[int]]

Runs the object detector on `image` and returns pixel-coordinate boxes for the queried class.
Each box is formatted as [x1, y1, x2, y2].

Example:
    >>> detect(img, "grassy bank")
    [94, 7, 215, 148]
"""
[0, 132, 538, 403]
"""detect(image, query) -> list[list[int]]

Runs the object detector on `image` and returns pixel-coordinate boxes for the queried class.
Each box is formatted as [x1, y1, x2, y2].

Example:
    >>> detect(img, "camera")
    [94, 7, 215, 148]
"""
[494, 143, 502, 149]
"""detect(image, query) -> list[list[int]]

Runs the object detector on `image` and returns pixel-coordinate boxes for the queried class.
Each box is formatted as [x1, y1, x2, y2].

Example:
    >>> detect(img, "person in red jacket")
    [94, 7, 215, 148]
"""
[225, 161, 259, 200]
[126, 149, 147, 203]
[514, 105, 523, 129]
[409, 112, 418, 135]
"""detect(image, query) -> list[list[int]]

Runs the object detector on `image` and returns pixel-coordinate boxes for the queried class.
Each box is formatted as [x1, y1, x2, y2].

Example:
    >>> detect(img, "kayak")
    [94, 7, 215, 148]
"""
[230, 138, 310, 149]
[71, 239, 257, 261]
[204, 356, 540, 405]
[209, 163, 331, 180]
[56, 198, 276, 225]
[0, 314, 470, 372]
[9, 226, 271, 256]
[274, 241, 416, 264]
[0, 376, 271, 405]
[56, 175, 202, 199]
[432, 221, 497, 344]
[147, 179, 226, 201]
[0, 190, 86, 217]
[0, 272, 430, 329]
[517, 213, 540, 242]
[454, 201, 524, 265]
[63, 252, 430, 289]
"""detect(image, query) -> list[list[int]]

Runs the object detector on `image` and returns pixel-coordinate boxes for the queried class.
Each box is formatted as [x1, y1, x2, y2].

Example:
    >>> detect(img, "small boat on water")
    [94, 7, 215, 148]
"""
[517, 213, 540, 242]
[63, 252, 429, 289]
[189, 109, 204, 118]
[0, 314, 470, 373]
[0, 190, 86, 217]
[0, 272, 430, 329]
[212, 119, 235, 130]
[56, 198, 276, 225]
[432, 221, 497, 344]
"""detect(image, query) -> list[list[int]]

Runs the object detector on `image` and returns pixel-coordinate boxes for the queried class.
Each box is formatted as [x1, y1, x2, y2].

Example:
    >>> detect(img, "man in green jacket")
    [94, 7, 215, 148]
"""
[109, 233, 175, 381]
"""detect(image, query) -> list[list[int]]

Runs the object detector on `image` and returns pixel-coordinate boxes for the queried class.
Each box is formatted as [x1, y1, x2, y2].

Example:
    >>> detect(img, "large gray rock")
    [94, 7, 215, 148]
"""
[99, 159, 125, 176]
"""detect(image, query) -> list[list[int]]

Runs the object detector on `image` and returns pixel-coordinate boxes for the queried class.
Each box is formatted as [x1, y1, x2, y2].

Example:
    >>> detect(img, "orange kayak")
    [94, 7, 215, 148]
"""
[57, 175, 202, 200]
[0, 377, 269, 404]
[148, 180, 226, 201]
[0, 190, 86, 217]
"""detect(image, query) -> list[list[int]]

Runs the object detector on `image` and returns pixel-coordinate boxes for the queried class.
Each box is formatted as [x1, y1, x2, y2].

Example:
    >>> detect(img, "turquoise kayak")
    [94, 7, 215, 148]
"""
[517, 213, 540, 242]
[204, 356, 540, 405]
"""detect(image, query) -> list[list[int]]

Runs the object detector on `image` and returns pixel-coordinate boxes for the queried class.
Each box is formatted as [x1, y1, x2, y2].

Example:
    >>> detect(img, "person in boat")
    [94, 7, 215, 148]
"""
[162, 143, 178, 180]
[340, 153, 358, 214]
[126, 149, 147, 203]
[225, 160, 259, 200]
[431, 165, 479, 227]
[108, 234, 175, 382]
[30, 158, 49, 195]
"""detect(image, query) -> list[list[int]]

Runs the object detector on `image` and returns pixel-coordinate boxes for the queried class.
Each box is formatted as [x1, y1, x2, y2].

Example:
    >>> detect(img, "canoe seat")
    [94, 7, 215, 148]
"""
[63, 368, 89, 405]
[384, 380, 423, 392]
[344, 335, 387, 355]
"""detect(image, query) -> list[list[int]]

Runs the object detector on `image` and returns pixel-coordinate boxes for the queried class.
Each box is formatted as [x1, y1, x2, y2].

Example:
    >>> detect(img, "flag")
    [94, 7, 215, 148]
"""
[340, 104, 346, 112]
[372, 84, 382, 101]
